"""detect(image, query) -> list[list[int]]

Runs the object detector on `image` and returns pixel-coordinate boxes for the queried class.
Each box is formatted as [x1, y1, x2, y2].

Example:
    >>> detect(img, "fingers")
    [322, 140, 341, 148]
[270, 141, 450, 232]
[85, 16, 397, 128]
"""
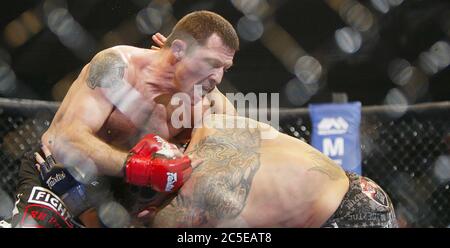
[151, 33, 164, 50]
[137, 207, 157, 219]
[35, 163, 41, 172]
[153, 33, 166, 46]
[35, 152, 50, 173]
[35, 152, 45, 165]
[152, 35, 164, 47]
[156, 33, 167, 42]
[137, 210, 150, 218]
[41, 145, 56, 167]
[151, 34, 159, 45]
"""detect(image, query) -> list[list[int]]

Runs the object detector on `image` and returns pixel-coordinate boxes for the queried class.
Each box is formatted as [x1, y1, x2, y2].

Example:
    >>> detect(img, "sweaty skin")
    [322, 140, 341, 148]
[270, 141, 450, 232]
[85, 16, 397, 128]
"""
[41, 34, 236, 178]
[152, 115, 350, 227]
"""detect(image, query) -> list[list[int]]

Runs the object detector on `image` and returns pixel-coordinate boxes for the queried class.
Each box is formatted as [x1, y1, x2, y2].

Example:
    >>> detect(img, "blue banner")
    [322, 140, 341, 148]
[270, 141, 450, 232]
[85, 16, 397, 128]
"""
[308, 102, 362, 175]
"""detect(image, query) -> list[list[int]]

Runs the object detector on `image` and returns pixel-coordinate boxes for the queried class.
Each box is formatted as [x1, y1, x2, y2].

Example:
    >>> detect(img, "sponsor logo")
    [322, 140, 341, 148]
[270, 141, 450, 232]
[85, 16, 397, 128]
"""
[46, 171, 66, 189]
[165, 172, 177, 192]
[360, 177, 389, 207]
[318, 117, 349, 135]
[154, 136, 176, 158]
[27, 186, 72, 221]
[21, 204, 73, 228]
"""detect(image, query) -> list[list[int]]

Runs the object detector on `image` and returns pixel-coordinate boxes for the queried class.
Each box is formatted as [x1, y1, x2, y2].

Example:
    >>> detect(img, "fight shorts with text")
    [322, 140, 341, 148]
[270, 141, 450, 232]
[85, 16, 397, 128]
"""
[322, 172, 398, 228]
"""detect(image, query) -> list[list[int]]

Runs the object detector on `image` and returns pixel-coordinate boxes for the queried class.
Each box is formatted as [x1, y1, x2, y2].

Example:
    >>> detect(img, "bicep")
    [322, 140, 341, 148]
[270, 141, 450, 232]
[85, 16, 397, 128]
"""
[81, 102, 110, 133]
[62, 86, 113, 134]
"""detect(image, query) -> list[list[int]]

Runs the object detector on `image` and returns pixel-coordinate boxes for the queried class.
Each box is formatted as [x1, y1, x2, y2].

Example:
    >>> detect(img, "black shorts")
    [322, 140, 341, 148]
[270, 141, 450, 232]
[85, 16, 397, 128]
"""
[322, 172, 398, 228]
[11, 149, 159, 227]
[12, 149, 46, 220]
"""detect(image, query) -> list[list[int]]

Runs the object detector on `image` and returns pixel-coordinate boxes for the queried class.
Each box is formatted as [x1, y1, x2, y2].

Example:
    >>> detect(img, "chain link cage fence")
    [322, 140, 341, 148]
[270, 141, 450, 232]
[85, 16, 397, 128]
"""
[0, 98, 449, 227]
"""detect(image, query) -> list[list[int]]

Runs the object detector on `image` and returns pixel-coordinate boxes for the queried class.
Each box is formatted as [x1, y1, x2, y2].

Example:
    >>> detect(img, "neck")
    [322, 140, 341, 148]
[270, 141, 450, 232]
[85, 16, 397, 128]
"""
[144, 49, 179, 97]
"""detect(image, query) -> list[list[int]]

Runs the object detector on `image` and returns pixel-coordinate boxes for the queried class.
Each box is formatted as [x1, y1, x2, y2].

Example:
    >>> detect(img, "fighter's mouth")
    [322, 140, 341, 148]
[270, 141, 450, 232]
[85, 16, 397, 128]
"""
[189, 79, 215, 106]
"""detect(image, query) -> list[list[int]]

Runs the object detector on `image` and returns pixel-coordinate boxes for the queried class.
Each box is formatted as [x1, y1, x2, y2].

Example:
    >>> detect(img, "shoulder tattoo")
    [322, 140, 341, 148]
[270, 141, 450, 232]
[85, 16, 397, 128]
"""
[86, 51, 127, 89]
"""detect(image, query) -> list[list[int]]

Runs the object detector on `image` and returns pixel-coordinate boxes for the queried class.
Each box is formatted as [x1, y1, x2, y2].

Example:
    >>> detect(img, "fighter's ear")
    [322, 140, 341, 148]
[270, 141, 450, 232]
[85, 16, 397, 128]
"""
[170, 39, 187, 61]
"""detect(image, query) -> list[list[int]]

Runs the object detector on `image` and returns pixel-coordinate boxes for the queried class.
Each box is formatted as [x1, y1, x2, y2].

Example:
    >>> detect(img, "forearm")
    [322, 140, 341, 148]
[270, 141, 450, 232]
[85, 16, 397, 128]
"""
[53, 129, 128, 177]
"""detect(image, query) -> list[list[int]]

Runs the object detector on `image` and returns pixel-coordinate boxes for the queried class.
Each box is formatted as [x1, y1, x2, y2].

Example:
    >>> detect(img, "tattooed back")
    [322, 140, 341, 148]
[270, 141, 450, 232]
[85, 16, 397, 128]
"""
[153, 115, 350, 227]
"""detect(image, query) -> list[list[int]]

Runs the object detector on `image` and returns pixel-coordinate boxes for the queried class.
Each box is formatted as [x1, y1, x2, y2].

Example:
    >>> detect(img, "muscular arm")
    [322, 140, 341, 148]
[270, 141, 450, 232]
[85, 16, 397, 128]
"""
[46, 49, 132, 176]
[152, 124, 261, 227]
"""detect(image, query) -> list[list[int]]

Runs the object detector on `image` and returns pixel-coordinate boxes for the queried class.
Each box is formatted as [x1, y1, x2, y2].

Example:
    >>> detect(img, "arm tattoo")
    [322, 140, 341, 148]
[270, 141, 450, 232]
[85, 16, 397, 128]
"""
[153, 128, 261, 227]
[307, 149, 346, 180]
[87, 51, 127, 89]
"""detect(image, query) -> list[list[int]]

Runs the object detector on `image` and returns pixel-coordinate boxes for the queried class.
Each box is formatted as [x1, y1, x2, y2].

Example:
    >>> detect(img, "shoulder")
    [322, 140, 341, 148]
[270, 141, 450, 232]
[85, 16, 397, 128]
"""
[90, 45, 147, 63]
[98, 45, 143, 54]
[90, 47, 127, 65]
[86, 47, 133, 89]
[88, 45, 153, 74]
[198, 114, 276, 135]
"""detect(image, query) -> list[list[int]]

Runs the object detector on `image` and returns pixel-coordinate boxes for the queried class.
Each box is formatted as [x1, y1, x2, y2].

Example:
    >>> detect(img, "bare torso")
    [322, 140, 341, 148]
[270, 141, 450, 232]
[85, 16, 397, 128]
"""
[42, 45, 179, 156]
[153, 115, 350, 227]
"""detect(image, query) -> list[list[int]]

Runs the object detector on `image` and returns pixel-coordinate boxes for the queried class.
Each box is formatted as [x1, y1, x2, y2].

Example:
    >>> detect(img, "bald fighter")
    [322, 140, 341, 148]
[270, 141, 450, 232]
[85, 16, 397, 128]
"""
[147, 114, 398, 228]
[12, 10, 238, 228]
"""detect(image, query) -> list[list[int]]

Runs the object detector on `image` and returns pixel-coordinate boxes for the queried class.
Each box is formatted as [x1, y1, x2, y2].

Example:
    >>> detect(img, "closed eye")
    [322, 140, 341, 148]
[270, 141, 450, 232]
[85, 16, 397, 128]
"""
[224, 62, 233, 72]
[205, 58, 222, 68]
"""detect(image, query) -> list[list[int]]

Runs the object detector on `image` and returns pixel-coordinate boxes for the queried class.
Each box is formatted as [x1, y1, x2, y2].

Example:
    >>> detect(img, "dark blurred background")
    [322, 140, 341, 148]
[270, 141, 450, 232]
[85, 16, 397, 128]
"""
[0, 0, 450, 228]
[0, 0, 449, 108]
